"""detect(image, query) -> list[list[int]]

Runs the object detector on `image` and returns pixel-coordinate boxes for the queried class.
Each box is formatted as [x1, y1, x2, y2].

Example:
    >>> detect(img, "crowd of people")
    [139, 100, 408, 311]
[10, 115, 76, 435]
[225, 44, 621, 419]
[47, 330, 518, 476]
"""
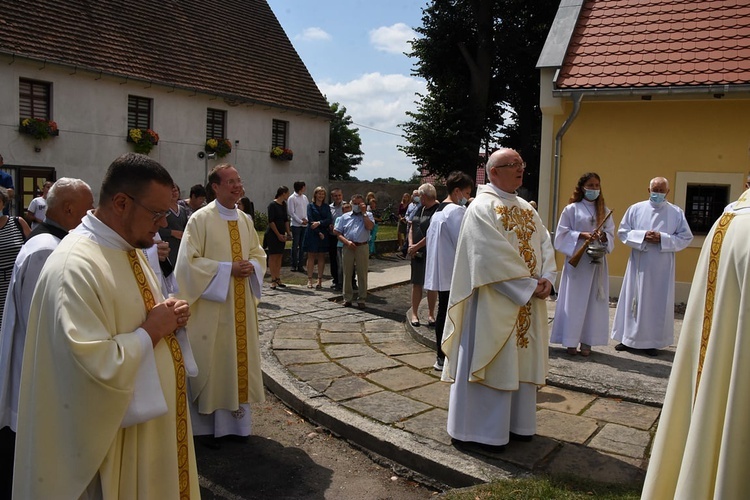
[0, 147, 745, 497]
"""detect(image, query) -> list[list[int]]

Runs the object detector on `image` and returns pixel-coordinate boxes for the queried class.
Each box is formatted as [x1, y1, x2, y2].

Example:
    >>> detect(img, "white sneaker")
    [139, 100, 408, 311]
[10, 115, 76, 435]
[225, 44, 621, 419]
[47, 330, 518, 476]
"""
[433, 359, 444, 371]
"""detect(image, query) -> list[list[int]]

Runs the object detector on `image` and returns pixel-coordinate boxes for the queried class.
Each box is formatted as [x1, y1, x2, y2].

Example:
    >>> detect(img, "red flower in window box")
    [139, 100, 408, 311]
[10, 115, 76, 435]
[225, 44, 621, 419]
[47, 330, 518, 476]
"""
[19, 118, 59, 140]
[205, 138, 232, 158]
[270, 146, 293, 161]
[128, 128, 159, 154]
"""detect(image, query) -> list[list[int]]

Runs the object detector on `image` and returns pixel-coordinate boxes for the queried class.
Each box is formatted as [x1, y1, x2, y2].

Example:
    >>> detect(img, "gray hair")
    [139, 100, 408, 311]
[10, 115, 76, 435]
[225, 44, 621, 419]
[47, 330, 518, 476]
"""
[418, 183, 436, 199]
[47, 178, 92, 211]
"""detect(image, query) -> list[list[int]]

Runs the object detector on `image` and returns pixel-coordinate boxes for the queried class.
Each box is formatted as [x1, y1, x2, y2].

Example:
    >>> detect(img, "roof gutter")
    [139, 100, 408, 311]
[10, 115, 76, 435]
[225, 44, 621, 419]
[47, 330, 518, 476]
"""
[0, 50, 333, 120]
[552, 84, 750, 98]
[551, 92, 583, 237]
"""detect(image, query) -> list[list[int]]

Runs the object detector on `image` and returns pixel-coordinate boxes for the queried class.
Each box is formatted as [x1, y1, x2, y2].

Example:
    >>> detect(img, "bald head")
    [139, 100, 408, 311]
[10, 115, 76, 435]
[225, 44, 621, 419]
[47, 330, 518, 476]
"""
[649, 177, 669, 194]
[46, 178, 95, 230]
[487, 148, 525, 192]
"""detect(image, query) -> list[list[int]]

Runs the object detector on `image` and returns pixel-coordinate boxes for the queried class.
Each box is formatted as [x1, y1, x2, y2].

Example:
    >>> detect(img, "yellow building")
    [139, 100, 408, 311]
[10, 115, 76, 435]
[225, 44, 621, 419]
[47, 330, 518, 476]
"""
[536, 0, 750, 302]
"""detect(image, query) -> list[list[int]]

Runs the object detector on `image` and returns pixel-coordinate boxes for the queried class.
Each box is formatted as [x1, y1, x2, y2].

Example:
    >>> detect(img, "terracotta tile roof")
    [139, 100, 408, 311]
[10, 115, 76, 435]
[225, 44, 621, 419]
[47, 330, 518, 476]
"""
[556, 0, 750, 90]
[0, 0, 331, 117]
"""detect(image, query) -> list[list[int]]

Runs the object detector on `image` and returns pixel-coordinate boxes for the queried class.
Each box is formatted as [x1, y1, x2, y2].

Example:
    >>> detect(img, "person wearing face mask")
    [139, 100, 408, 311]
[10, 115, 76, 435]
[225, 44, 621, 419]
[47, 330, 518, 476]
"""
[423, 171, 474, 371]
[611, 177, 693, 356]
[550, 172, 615, 357]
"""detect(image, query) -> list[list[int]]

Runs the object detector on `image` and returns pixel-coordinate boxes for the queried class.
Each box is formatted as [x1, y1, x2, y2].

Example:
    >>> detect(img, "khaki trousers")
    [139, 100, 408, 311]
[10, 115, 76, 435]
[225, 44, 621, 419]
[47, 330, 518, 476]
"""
[342, 243, 369, 303]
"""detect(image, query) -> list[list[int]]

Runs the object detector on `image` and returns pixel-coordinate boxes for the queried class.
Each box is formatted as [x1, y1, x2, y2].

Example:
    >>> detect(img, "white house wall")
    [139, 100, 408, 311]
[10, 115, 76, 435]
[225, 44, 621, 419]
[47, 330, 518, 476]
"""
[0, 55, 330, 206]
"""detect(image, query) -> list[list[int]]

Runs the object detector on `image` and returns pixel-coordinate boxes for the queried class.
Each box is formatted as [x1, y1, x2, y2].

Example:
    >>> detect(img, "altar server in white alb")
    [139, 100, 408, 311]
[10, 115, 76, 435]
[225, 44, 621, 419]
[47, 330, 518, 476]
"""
[423, 171, 473, 372]
[0, 178, 93, 497]
[611, 177, 692, 356]
[442, 148, 556, 453]
[642, 188, 750, 499]
[550, 172, 615, 357]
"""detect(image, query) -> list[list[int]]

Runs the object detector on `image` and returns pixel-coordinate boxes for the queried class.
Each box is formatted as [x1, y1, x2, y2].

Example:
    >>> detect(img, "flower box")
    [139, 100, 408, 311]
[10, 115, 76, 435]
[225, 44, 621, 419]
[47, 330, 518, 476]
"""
[19, 118, 59, 140]
[205, 138, 232, 158]
[270, 146, 293, 161]
[128, 128, 159, 154]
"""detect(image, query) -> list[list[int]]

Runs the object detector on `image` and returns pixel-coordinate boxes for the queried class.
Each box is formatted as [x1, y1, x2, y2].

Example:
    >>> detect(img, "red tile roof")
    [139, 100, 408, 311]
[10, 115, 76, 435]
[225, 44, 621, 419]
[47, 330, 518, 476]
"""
[0, 0, 331, 117]
[556, 0, 750, 90]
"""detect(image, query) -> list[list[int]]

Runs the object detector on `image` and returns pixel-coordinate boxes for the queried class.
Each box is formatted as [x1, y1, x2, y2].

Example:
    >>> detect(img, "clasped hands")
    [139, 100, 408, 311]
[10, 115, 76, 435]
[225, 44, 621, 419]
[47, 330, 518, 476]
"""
[644, 230, 661, 243]
[533, 278, 552, 300]
[231, 259, 255, 278]
[142, 297, 190, 346]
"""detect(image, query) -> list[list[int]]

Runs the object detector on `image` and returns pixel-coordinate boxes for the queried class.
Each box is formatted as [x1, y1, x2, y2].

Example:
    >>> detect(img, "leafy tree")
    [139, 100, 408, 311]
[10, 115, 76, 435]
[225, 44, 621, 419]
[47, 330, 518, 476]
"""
[400, 0, 558, 198]
[328, 101, 364, 180]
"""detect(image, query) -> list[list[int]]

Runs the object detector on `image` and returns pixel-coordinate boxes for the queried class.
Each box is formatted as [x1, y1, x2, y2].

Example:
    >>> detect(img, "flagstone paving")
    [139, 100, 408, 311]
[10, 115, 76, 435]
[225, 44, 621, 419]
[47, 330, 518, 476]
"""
[256, 259, 668, 488]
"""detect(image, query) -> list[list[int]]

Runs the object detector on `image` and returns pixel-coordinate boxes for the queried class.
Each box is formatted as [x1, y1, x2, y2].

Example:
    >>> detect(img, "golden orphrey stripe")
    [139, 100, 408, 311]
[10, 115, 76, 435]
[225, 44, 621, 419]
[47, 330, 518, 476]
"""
[126, 250, 190, 499]
[695, 213, 734, 402]
[227, 221, 249, 404]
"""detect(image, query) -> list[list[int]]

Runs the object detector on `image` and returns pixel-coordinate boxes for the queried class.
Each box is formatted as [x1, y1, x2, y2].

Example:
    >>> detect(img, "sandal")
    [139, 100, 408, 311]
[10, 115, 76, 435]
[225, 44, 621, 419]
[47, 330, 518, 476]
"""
[270, 279, 277, 290]
[307, 278, 314, 289]
[316, 279, 323, 290]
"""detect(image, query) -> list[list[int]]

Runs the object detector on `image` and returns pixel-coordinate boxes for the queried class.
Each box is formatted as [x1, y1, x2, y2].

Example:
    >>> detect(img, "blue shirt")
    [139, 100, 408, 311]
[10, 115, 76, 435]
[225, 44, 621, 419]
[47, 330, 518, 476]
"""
[334, 210, 374, 244]
[0, 171, 13, 216]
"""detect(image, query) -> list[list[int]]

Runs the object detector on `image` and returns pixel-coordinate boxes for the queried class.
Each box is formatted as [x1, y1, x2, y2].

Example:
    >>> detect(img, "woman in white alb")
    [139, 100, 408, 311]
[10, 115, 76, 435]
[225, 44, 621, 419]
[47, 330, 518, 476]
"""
[550, 172, 615, 356]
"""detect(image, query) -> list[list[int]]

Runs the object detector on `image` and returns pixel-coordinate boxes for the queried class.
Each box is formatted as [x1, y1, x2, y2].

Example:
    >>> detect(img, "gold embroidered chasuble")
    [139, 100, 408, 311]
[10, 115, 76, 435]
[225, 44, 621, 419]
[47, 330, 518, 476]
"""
[14, 223, 199, 499]
[176, 201, 267, 413]
[441, 184, 556, 390]
[642, 191, 750, 500]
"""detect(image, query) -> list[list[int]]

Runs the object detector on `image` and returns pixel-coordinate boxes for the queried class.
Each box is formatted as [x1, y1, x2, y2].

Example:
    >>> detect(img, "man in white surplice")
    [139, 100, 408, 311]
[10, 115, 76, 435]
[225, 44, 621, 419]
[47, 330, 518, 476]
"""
[441, 148, 556, 453]
[611, 177, 693, 356]
[0, 178, 93, 496]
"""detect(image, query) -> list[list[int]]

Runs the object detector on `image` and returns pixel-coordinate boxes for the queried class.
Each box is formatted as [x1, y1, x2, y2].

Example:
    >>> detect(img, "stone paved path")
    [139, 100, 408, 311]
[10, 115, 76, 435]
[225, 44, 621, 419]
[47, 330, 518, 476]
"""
[257, 259, 671, 488]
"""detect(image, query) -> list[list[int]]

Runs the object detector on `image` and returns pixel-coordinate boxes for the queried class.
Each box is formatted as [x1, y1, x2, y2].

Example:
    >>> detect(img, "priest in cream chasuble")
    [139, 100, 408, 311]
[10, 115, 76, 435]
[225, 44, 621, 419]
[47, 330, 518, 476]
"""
[441, 149, 556, 447]
[14, 155, 199, 499]
[176, 164, 266, 438]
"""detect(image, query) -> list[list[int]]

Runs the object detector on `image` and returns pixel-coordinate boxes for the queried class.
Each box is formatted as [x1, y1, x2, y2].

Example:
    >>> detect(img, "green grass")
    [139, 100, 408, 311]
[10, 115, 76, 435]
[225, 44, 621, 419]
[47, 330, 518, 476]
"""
[443, 476, 641, 500]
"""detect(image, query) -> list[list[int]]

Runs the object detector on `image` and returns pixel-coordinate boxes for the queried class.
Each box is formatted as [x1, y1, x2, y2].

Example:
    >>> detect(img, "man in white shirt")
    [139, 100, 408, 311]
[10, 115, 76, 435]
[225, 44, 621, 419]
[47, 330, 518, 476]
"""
[287, 181, 309, 272]
[25, 181, 52, 229]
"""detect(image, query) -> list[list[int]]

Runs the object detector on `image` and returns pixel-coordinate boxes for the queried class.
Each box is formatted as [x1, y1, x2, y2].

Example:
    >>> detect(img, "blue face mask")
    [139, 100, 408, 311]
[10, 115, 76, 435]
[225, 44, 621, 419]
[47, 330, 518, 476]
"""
[584, 189, 600, 201]
[413, 196, 420, 204]
[650, 192, 667, 204]
[458, 197, 468, 206]
[352, 204, 361, 214]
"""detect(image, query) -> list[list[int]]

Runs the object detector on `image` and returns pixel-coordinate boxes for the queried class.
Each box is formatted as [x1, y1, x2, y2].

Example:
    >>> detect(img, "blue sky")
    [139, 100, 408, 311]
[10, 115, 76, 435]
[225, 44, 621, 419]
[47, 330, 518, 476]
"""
[266, 0, 430, 181]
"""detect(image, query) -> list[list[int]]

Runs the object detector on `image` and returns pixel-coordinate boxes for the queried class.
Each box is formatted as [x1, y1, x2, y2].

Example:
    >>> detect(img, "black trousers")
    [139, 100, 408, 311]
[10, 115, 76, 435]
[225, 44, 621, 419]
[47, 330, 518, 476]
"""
[328, 235, 339, 284]
[435, 290, 450, 362]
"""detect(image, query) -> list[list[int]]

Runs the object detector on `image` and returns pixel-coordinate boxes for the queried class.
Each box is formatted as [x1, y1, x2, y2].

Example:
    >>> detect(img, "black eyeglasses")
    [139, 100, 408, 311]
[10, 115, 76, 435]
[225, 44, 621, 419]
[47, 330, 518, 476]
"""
[123, 193, 168, 222]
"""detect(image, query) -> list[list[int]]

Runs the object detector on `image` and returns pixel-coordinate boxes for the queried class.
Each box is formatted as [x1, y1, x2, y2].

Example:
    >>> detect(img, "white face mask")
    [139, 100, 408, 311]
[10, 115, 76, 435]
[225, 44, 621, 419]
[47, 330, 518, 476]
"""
[458, 197, 468, 206]
[352, 204, 361, 214]
[413, 196, 420, 204]
[584, 189, 600, 201]
[650, 192, 667, 204]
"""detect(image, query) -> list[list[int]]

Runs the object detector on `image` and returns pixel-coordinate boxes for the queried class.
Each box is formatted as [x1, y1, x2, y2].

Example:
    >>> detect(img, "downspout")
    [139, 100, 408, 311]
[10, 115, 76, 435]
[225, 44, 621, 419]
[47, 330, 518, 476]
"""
[551, 92, 583, 237]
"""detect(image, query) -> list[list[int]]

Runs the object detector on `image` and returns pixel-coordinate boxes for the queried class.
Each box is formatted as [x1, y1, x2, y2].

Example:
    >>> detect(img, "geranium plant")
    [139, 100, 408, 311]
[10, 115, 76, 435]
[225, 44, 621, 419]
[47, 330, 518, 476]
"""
[19, 118, 59, 140]
[205, 138, 232, 158]
[128, 128, 159, 154]
[270, 146, 293, 161]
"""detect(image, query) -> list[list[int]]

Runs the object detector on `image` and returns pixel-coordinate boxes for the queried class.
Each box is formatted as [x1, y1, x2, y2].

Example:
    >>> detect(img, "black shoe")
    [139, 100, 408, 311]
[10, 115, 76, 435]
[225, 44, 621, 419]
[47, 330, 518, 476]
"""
[509, 432, 533, 442]
[451, 438, 505, 455]
[352, 283, 358, 290]
[614, 343, 628, 352]
[645, 348, 659, 357]
[195, 435, 221, 450]
[410, 320, 420, 327]
[428, 320, 436, 328]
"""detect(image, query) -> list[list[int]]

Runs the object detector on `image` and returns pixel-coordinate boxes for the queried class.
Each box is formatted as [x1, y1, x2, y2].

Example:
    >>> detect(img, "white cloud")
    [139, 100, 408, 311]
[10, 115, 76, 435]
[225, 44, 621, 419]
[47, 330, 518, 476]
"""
[318, 72, 426, 180]
[369, 23, 417, 54]
[294, 27, 332, 42]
